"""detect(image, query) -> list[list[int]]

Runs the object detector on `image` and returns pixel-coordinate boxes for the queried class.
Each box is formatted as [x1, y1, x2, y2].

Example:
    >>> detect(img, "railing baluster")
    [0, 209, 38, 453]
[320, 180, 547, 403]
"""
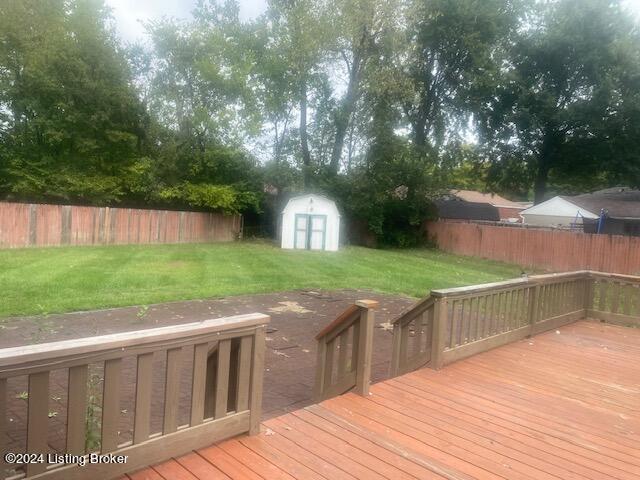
[351, 322, 360, 373]
[622, 284, 632, 315]
[26, 371, 49, 476]
[215, 340, 232, 419]
[462, 298, 473, 343]
[235, 336, 253, 412]
[190, 344, 208, 426]
[598, 280, 608, 311]
[323, 338, 336, 394]
[163, 347, 182, 433]
[338, 331, 349, 377]
[134, 353, 154, 443]
[450, 300, 458, 346]
[611, 282, 621, 313]
[102, 358, 122, 453]
[67, 365, 88, 455]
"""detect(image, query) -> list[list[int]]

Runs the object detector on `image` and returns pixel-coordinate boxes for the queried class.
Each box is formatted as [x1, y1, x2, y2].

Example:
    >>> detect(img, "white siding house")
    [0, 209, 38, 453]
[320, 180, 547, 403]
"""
[280, 194, 340, 251]
[520, 196, 598, 226]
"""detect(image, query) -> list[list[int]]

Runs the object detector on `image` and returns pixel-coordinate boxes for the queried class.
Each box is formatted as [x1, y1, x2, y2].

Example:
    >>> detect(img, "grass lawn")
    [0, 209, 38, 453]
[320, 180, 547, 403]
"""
[0, 241, 523, 319]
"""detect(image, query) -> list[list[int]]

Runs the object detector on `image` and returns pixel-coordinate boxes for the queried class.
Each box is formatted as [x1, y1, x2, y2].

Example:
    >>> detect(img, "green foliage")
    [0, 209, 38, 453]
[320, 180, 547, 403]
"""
[1, 0, 639, 236]
[159, 183, 260, 214]
[479, 0, 640, 202]
[0, 0, 147, 204]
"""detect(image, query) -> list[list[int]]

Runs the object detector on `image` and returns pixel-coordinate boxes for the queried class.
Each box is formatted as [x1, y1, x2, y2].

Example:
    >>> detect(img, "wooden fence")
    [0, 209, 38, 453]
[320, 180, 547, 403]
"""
[0, 313, 268, 480]
[391, 270, 640, 376]
[426, 220, 640, 275]
[0, 202, 241, 249]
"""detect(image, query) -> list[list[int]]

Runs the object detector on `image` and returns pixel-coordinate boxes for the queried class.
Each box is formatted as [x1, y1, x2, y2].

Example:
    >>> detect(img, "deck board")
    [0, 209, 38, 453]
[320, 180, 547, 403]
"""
[127, 321, 640, 480]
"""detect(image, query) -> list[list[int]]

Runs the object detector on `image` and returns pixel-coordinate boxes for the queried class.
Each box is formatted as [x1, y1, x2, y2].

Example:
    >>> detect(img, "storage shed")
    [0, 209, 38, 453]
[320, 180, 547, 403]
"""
[280, 194, 340, 251]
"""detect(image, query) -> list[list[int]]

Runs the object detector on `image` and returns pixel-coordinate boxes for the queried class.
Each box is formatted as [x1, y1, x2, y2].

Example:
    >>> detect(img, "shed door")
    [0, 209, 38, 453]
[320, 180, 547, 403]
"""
[294, 214, 326, 250]
[309, 215, 326, 250]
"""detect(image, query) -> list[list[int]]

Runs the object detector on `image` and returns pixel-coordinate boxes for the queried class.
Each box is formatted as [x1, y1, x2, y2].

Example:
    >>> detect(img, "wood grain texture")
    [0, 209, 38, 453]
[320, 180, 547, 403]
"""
[101, 358, 122, 453]
[134, 353, 154, 444]
[66, 365, 88, 455]
[26, 371, 49, 476]
[132, 321, 640, 480]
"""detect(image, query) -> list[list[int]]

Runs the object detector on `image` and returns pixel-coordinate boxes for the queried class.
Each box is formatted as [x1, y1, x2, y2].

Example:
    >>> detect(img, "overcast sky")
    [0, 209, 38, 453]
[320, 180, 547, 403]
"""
[105, 0, 268, 43]
[106, 0, 640, 44]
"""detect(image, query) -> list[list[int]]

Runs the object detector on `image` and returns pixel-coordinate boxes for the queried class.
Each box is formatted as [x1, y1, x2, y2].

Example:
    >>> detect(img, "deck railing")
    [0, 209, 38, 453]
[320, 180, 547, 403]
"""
[588, 272, 640, 327]
[313, 300, 377, 401]
[0, 313, 268, 480]
[391, 270, 639, 375]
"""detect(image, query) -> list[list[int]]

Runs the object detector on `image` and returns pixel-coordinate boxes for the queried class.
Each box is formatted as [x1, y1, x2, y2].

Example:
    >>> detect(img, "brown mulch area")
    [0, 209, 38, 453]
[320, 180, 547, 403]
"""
[1, 289, 417, 456]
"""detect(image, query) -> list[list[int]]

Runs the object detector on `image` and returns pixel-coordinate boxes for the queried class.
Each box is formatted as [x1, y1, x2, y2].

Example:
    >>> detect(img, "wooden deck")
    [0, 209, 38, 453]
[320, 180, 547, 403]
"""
[125, 321, 640, 480]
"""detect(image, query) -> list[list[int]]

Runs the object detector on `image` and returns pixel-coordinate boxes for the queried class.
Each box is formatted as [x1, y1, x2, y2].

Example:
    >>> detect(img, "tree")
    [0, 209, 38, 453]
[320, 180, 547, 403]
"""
[143, 1, 263, 212]
[396, 0, 522, 153]
[0, 0, 147, 204]
[479, 0, 640, 203]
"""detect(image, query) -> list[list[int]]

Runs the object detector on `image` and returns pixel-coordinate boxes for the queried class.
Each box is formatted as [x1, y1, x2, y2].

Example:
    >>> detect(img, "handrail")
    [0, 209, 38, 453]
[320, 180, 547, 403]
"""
[315, 304, 359, 340]
[0, 313, 269, 376]
[313, 300, 378, 401]
[429, 271, 590, 298]
[0, 313, 269, 480]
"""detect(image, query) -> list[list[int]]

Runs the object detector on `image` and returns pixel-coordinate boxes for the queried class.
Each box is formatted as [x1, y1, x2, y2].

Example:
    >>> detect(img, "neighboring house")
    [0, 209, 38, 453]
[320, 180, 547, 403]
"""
[436, 190, 524, 222]
[434, 198, 500, 222]
[448, 190, 527, 222]
[280, 193, 341, 251]
[521, 187, 640, 236]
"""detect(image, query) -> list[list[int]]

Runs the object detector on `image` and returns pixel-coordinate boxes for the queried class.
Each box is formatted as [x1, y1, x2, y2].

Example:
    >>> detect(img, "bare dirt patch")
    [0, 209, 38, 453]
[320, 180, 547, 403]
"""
[1, 289, 416, 455]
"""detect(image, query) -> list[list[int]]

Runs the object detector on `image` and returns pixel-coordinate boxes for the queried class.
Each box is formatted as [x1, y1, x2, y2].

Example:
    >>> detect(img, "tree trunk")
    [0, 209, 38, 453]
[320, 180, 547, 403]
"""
[533, 129, 560, 204]
[329, 50, 363, 175]
[300, 81, 312, 187]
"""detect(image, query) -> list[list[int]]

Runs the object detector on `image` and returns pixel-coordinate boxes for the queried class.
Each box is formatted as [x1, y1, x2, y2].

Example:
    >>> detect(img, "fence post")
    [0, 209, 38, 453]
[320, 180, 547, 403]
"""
[354, 300, 378, 396]
[430, 296, 448, 370]
[249, 325, 266, 435]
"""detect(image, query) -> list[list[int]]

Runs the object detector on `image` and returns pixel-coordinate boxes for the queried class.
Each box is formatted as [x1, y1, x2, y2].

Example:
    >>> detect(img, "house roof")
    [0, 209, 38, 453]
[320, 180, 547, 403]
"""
[435, 199, 500, 221]
[561, 187, 640, 219]
[521, 196, 599, 219]
[450, 190, 525, 209]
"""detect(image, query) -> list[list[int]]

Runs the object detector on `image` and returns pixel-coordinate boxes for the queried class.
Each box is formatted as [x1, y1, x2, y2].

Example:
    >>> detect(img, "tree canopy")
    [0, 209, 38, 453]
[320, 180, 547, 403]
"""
[1, 0, 639, 244]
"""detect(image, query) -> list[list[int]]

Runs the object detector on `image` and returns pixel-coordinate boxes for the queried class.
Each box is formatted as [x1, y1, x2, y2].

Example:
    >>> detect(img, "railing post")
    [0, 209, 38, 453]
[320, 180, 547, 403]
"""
[249, 325, 266, 435]
[430, 296, 448, 370]
[354, 300, 378, 396]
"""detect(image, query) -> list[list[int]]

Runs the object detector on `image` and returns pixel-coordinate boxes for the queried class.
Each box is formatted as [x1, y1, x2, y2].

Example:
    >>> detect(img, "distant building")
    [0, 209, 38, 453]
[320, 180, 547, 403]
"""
[435, 190, 525, 222]
[521, 187, 640, 236]
[448, 190, 528, 222]
[434, 198, 500, 222]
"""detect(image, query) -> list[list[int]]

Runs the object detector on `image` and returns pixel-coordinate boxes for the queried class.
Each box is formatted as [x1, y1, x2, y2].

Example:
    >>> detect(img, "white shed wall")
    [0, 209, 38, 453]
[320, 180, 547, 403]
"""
[520, 196, 598, 227]
[281, 194, 340, 251]
[521, 214, 583, 227]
